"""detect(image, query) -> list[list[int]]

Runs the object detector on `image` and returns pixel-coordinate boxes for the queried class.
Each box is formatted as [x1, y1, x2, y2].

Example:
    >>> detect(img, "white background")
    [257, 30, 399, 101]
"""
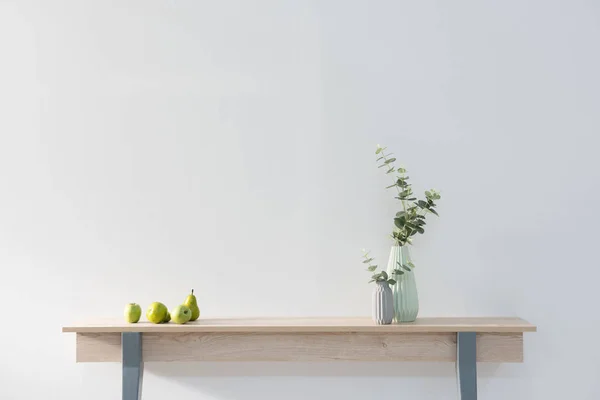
[1, 1, 599, 399]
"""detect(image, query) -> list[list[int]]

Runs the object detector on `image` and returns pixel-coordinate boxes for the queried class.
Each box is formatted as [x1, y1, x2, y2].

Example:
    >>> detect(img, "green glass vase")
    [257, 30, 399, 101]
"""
[386, 245, 419, 322]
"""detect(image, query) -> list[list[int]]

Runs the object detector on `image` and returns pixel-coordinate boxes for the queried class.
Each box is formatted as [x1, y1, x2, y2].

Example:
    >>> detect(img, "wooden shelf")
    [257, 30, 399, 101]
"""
[64, 316, 535, 400]
[63, 316, 536, 334]
[63, 316, 535, 364]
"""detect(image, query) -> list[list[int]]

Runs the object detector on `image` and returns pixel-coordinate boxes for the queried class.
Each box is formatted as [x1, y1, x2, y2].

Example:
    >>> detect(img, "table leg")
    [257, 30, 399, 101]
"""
[122, 333, 143, 400]
[456, 332, 477, 400]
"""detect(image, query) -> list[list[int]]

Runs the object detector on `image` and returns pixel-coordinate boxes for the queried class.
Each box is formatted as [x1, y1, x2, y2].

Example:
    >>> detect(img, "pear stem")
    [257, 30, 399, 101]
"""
[192, 289, 194, 295]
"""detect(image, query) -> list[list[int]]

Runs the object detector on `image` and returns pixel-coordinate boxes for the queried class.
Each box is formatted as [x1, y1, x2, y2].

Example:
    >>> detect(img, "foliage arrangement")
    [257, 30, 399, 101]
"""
[361, 144, 442, 283]
[375, 144, 441, 247]
[362, 249, 415, 285]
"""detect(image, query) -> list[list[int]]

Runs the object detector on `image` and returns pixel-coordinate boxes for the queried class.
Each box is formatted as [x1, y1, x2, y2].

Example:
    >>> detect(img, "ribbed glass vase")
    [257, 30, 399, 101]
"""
[386, 245, 419, 322]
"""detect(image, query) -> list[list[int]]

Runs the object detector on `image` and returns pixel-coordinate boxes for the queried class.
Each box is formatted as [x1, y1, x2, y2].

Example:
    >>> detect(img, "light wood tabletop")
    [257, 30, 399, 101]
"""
[63, 316, 536, 334]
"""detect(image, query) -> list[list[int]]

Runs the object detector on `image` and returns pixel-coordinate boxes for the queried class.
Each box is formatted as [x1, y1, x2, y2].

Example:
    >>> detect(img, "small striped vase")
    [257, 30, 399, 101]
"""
[372, 281, 394, 325]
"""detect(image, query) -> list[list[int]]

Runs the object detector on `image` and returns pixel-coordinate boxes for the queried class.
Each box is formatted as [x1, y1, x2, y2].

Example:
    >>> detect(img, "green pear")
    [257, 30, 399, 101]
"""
[171, 305, 192, 324]
[124, 303, 142, 323]
[146, 302, 168, 324]
[162, 311, 171, 323]
[184, 289, 200, 321]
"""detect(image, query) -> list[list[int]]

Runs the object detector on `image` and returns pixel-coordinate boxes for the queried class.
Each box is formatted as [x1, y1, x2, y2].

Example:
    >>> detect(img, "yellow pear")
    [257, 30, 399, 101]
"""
[124, 303, 141, 323]
[171, 305, 191, 324]
[146, 302, 168, 324]
[162, 311, 171, 323]
[184, 289, 200, 321]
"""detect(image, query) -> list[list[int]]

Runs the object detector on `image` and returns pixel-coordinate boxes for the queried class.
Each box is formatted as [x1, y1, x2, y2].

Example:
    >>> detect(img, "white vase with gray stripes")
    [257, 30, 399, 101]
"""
[372, 281, 394, 325]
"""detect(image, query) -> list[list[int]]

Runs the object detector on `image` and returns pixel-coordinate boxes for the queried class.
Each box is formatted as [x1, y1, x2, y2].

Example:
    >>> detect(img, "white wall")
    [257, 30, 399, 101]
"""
[1, 1, 599, 399]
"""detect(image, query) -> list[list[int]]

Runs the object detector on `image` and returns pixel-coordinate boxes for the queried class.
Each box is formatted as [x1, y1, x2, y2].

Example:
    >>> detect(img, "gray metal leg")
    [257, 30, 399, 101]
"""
[122, 333, 143, 400]
[456, 332, 477, 400]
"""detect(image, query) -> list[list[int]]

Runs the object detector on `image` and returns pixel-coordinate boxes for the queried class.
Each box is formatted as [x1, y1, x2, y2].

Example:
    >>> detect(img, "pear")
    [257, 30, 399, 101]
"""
[146, 302, 168, 324]
[184, 289, 200, 321]
[124, 303, 141, 323]
[171, 305, 192, 324]
[162, 311, 171, 323]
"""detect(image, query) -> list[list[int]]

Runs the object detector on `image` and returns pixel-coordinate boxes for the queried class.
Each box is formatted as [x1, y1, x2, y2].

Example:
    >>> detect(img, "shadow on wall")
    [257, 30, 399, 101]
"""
[143, 363, 509, 400]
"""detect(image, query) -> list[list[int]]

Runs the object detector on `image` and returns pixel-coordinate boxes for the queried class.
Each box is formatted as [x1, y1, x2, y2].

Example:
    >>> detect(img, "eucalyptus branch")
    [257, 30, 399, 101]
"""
[361, 250, 397, 285]
[374, 145, 441, 248]
[361, 145, 442, 281]
[377, 147, 401, 196]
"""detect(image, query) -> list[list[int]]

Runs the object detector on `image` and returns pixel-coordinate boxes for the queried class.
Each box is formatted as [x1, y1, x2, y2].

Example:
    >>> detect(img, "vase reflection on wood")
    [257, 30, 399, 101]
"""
[386, 245, 419, 322]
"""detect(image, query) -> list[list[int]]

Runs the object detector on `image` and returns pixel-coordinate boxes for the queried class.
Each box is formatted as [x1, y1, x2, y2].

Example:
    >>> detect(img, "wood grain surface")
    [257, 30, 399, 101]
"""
[75, 332, 524, 363]
[64, 317, 536, 334]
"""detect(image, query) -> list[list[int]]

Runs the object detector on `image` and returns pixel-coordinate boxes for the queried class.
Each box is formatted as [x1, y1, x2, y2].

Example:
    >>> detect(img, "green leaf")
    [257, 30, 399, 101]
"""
[417, 200, 428, 209]
[427, 190, 441, 200]
[392, 268, 404, 275]
[367, 265, 377, 272]
[362, 258, 374, 264]
[416, 226, 425, 234]
[376, 156, 384, 161]
[375, 146, 384, 154]
[429, 208, 439, 216]
[397, 167, 406, 173]
[368, 279, 375, 283]
[384, 158, 396, 164]
[397, 189, 412, 199]
[405, 222, 417, 229]
[396, 211, 406, 217]
[406, 197, 417, 201]
[381, 271, 388, 280]
[387, 279, 397, 285]
[401, 264, 412, 271]
[394, 217, 406, 229]
[386, 168, 395, 174]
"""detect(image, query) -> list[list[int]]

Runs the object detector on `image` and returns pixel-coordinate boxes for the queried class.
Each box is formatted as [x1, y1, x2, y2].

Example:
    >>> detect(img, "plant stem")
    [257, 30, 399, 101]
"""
[399, 169, 407, 213]
[382, 155, 400, 193]
[382, 153, 406, 244]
